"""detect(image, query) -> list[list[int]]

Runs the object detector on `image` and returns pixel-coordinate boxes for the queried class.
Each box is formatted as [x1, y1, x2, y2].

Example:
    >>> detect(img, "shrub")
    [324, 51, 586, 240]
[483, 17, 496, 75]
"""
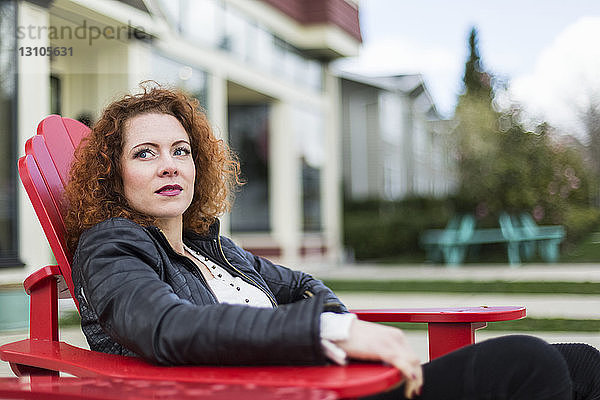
[343, 197, 600, 262]
[562, 206, 600, 244]
[343, 197, 454, 260]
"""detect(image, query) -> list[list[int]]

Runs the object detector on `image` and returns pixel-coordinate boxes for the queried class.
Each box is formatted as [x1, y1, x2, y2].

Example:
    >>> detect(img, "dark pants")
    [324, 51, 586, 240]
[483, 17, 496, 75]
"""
[364, 335, 600, 400]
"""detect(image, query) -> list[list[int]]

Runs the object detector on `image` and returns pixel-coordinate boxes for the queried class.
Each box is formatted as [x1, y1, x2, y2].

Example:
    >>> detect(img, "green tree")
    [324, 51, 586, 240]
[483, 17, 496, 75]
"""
[455, 27, 501, 217]
[453, 27, 594, 232]
[578, 97, 600, 205]
[462, 27, 492, 100]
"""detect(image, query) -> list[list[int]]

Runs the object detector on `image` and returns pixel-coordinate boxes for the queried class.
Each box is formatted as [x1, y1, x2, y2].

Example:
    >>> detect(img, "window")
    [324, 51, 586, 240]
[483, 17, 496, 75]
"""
[294, 107, 324, 231]
[50, 75, 61, 115]
[223, 5, 246, 57]
[0, 0, 19, 266]
[228, 104, 270, 232]
[156, 0, 181, 32]
[187, 0, 222, 48]
[156, 0, 324, 92]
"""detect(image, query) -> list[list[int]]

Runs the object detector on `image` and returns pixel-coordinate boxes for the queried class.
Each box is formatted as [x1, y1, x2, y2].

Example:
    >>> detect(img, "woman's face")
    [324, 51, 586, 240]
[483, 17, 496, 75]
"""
[120, 113, 196, 224]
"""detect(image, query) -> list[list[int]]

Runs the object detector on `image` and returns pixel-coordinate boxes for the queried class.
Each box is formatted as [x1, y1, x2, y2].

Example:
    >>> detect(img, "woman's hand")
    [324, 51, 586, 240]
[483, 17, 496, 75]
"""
[335, 319, 423, 399]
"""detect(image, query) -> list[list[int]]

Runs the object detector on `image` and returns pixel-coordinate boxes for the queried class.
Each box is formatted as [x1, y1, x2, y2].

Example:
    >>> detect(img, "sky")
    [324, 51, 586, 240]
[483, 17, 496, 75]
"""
[335, 0, 600, 137]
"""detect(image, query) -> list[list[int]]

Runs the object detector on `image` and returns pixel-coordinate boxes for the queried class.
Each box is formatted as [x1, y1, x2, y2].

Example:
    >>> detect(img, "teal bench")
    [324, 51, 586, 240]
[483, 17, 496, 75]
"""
[420, 214, 500, 266]
[507, 213, 565, 263]
[421, 213, 565, 267]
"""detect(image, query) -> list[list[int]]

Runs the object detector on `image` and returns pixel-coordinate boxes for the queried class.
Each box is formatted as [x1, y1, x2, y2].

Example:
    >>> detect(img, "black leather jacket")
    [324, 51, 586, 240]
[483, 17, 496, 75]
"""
[72, 218, 346, 366]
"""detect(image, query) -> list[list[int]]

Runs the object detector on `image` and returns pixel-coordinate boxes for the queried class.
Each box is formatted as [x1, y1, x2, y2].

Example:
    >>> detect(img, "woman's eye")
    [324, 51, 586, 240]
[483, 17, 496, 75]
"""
[133, 148, 153, 159]
[174, 147, 191, 156]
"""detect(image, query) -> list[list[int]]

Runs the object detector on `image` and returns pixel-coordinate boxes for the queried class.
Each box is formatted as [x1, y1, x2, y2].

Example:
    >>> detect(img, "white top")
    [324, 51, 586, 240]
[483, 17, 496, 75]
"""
[184, 244, 355, 364]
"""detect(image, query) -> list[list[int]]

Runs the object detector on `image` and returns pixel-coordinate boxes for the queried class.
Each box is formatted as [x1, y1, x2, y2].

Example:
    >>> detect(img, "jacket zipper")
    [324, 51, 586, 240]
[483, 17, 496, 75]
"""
[154, 228, 219, 303]
[181, 254, 220, 303]
[214, 236, 278, 308]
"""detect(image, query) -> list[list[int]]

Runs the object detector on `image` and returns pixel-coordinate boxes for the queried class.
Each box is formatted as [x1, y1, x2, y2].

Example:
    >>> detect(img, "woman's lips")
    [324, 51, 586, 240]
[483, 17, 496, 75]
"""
[155, 184, 183, 196]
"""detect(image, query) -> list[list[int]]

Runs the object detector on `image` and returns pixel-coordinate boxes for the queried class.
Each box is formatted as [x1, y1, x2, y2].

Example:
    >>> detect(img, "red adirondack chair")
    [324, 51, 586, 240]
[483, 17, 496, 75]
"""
[0, 115, 526, 399]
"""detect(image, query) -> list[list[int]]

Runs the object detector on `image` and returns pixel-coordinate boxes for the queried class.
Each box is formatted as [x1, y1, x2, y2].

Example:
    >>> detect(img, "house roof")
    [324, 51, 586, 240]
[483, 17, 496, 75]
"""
[339, 71, 442, 120]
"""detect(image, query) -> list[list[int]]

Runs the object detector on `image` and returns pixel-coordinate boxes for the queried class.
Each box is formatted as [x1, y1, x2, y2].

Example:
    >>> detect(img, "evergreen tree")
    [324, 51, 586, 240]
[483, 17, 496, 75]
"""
[454, 26, 500, 217]
[453, 26, 592, 229]
[462, 27, 492, 100]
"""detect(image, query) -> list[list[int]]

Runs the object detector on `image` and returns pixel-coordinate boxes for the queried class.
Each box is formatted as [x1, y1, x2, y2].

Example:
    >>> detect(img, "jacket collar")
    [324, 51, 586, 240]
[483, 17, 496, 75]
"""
[184, 218, 220, 242]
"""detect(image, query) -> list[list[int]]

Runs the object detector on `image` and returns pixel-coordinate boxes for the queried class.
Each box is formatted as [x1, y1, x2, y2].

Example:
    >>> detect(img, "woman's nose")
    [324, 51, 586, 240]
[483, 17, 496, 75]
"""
[161, 167, 178, 176]
[159, 157, 178, 176]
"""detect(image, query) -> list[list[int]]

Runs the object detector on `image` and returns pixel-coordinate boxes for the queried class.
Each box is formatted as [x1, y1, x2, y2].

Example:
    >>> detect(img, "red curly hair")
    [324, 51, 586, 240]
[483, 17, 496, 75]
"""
[64, 83, 241, 252]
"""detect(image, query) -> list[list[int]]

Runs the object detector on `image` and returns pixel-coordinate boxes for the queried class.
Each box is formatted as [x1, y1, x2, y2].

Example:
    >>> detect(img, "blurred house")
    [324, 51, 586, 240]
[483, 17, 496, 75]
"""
[340, 73, 458, 201]
[2, 0, 362, 281]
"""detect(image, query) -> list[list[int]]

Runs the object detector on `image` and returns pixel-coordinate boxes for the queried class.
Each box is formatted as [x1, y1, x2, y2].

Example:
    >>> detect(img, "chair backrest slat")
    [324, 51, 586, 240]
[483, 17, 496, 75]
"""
[19, 154, 73, 290]
[36, 115, 78, 187]
[62, 118, 88, 148]
[26, 135, 67, 222]
[19, 116, 91, 303]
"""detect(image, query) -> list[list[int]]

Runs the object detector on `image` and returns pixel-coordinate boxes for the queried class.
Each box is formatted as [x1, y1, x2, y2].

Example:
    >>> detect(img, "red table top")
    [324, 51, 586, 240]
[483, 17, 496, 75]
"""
[352, 306, 526, 323]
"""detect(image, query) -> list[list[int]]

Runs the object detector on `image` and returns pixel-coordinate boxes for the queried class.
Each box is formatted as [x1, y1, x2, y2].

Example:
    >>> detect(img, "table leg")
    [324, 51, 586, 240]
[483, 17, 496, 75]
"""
[428, 322, 487, 360]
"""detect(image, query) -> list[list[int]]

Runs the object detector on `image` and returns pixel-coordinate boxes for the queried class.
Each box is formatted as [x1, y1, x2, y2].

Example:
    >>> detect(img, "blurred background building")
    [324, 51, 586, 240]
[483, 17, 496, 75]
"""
[340, 73, 457, 201]
[3, 0, 363, 281]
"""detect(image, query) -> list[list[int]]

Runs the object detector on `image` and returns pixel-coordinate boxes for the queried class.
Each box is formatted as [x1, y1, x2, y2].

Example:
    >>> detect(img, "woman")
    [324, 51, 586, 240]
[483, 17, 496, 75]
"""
[64, 84, 599, 400]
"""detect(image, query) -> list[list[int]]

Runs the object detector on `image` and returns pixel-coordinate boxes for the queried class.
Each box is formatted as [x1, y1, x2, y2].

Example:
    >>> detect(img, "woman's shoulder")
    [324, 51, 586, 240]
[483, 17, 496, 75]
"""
[75, 218, 163, 263]
[84, 217, 145, 231]
[79, 218, 153, 243]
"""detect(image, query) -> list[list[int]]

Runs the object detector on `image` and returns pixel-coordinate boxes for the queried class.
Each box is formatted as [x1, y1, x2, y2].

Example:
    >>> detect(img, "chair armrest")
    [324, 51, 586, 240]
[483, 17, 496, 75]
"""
[24, 266, 61, 342]
[23, 265, 61, 294]
[0, 340, 400, 398]
[352, 306, 526, 360]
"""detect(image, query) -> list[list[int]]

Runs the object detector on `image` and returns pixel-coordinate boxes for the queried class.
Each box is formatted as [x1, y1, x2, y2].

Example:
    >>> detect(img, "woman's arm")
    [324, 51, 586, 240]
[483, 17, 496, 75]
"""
[73, 219, 328, 366]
